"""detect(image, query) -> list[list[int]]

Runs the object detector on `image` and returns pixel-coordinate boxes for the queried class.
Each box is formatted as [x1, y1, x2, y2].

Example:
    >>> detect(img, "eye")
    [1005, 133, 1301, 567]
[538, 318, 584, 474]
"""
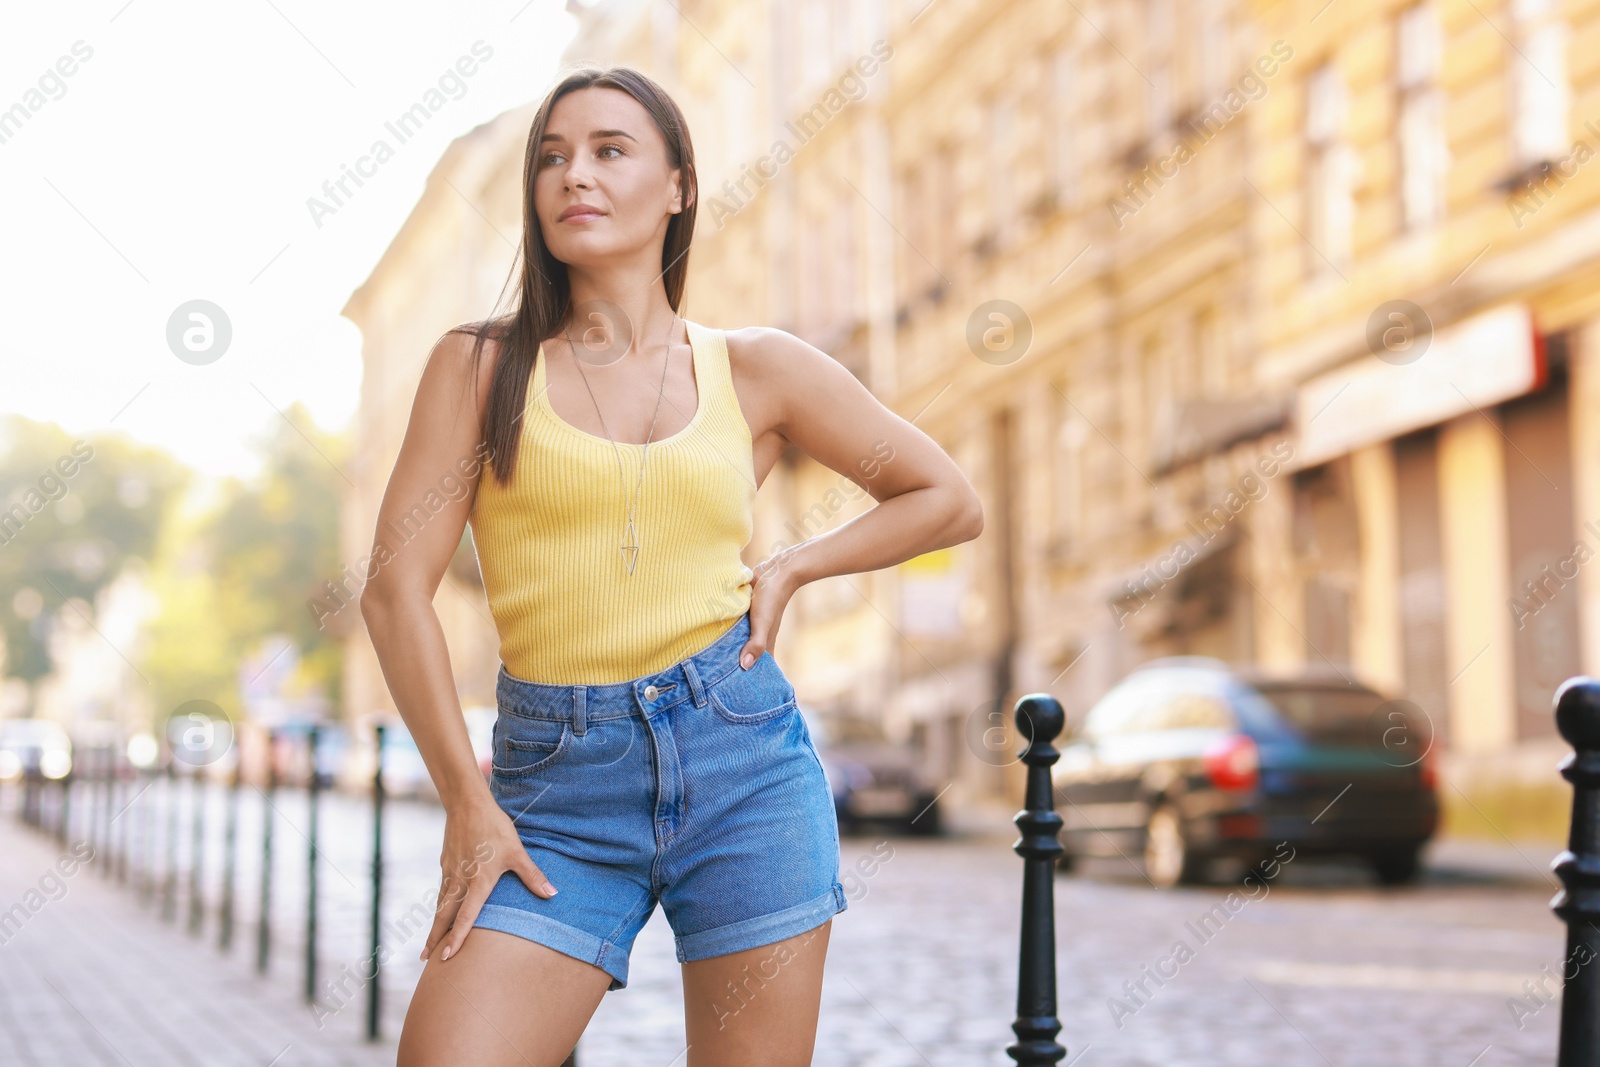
[540, 151, 565, 167]
[598, 143, 624, 158]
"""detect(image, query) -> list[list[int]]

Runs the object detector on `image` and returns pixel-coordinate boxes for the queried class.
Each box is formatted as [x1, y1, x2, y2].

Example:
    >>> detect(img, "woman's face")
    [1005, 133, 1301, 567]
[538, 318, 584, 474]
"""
[535, 86, 686, 268]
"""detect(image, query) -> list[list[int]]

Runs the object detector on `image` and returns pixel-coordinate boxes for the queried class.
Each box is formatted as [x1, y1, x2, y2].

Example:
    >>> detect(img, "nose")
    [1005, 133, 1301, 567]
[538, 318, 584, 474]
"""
[563, 152, 595, 192]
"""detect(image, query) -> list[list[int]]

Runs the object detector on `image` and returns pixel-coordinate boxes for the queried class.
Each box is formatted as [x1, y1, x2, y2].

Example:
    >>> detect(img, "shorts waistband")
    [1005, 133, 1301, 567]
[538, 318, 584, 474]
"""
[495, 612, 752, 727]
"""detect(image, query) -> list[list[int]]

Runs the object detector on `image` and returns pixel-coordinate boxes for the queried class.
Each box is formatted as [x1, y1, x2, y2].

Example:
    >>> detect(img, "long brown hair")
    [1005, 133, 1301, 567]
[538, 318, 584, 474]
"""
[450, 65, 699, 487]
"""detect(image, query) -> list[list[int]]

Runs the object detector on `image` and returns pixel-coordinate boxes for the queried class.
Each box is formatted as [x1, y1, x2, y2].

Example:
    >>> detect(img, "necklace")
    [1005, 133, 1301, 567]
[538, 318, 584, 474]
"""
[562, 313, 679, 576]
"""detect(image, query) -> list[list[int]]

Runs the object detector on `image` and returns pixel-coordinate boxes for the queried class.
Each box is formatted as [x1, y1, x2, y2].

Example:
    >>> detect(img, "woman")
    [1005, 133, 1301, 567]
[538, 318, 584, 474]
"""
[361, 65, 983, 1067]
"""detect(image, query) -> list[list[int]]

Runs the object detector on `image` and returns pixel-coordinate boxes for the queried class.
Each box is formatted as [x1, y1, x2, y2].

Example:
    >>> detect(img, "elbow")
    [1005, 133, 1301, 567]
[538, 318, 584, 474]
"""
[955, 490, 984, 543]
[358, 581, 392, 626]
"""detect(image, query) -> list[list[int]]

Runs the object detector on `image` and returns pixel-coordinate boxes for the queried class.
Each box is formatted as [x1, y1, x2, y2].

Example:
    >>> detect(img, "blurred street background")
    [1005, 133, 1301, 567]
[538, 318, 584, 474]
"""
[3, 0, 1597, 1063]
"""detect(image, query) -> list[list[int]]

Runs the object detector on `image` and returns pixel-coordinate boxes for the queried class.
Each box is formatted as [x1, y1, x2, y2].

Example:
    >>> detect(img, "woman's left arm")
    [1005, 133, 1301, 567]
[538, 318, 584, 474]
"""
[732, 327, 985, 668]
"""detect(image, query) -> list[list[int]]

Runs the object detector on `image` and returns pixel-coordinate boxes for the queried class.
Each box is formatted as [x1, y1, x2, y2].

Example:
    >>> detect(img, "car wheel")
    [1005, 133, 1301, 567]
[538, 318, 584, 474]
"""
[906, 796, 941, 836]
[1370, 846, 1422, 886]
[1144, 802, 1203, 889]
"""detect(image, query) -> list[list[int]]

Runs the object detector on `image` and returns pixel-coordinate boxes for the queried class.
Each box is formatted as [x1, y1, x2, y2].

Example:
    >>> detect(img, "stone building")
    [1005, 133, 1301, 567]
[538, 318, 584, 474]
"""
[342, 0, 1600, 820]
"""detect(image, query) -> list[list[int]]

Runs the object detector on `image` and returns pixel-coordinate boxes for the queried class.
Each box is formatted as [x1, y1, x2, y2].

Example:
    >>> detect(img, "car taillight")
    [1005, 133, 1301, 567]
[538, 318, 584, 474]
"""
[1418, 748, 1438, 790]
[1204, 734, 1259, 791]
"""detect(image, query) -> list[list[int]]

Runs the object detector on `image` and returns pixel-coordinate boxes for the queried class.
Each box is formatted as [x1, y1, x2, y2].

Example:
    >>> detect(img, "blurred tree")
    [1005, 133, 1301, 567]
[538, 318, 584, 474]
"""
[0, 415, 187, 715]
[190, 403, 346, 719]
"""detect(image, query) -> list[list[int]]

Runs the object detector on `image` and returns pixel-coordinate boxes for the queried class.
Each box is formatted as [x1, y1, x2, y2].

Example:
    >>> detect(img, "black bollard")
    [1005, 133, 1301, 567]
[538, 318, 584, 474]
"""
[305, 724, 321, 1005]
[162, 762, 179, 922]
[220, 760, 240, 952]
[114, 753, 130, 885]
[56, 769, 71, 847]
[100, 744, 115, 876]
[258, 729, 277, 975]
[139, 766, 155, 904]
[367, 723, 386, 1042]
[188, 770, 206, 936]
[1553, 677, 1600, 1064]
[21, 766, 40, 828]
[1008, 693, 1067, 1066]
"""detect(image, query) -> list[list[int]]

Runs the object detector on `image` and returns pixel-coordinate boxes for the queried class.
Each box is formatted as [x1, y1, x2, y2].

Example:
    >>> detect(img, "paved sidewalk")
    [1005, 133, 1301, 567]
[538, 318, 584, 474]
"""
[0, 816, 397, 1067]
[0, 794, 1569, 1066]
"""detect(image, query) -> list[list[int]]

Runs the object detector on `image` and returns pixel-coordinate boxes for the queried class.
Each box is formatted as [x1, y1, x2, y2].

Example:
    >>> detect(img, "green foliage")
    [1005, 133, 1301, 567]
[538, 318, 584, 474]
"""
[142, 402, 347, 724]
[0, 416, 186, 699]
[0, 405, 347, 729]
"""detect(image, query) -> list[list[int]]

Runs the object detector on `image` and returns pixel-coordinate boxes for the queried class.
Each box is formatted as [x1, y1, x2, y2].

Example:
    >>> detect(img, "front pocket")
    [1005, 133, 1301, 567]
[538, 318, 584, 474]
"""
[707, 654, 799, 725]
[493, 716, 572, 777]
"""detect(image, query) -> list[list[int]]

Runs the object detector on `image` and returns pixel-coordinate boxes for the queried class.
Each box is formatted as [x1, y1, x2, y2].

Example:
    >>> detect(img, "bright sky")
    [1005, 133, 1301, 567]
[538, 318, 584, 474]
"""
[1, 1, 576, 479]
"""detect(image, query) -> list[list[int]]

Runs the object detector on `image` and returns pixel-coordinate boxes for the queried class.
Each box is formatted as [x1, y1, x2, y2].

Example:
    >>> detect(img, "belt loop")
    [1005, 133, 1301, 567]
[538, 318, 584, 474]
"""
[683, 659, 707, 707]
[571, 686, 588, 735]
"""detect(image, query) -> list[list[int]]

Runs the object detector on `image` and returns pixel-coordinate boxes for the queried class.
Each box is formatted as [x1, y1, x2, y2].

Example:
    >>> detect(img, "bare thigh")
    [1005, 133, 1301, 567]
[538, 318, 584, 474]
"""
[681, 919, 833, 1067]
[397, 928, 612, 1067]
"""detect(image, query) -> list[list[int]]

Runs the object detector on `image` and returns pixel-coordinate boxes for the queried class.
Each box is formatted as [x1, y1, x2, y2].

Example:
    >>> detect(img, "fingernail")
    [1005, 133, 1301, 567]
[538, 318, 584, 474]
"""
[441, 945, 453, 961]
[543, 882, 558, 896]
[740, 652, 753, 669]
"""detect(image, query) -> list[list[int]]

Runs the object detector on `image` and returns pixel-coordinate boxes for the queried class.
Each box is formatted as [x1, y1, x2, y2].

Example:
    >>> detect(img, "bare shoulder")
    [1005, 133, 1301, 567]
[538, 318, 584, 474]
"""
[723, 324, 833, 380]
[423, 324, 506, 415]
[722, 325, 856, 436]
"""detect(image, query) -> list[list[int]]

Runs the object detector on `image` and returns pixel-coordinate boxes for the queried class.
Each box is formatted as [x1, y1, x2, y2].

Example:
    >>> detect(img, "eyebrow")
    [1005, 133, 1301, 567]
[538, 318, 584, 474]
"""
[540, 129, 638, 143]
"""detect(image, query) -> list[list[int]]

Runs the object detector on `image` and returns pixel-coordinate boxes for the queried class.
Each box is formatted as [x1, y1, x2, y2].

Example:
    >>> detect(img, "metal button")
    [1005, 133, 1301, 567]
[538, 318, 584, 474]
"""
[644, 684, 659, 700]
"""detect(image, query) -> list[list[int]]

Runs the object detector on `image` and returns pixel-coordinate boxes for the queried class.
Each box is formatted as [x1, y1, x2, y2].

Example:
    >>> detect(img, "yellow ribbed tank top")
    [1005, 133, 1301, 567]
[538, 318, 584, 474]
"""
[469, 320, 756, 685]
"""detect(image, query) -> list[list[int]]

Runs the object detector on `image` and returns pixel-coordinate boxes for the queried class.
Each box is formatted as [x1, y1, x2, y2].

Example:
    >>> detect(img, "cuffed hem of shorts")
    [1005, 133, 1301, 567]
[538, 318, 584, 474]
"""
[473, 904, 630, 991]
[674, 882, 848, 964]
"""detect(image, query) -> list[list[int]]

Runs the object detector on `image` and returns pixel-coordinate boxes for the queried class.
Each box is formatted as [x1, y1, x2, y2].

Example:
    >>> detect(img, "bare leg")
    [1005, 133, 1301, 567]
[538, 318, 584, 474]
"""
[397, 928, 612, 1067]
[681, 919, 832, 1067]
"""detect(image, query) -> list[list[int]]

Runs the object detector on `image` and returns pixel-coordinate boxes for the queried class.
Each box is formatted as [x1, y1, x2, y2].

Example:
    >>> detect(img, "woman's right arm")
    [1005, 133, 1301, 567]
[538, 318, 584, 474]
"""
[358, 329, 555, 965]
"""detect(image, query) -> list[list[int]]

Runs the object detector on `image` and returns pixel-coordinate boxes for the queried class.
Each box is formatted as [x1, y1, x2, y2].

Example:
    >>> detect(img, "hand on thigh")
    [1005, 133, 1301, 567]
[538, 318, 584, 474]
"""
[681, 920, 832, 1067]
[398, 928, 611, 1067]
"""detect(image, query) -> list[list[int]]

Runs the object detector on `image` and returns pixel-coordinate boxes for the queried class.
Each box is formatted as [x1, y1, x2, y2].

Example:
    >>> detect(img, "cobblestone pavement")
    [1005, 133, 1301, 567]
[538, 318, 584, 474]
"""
[0, 786, 1567, 1066]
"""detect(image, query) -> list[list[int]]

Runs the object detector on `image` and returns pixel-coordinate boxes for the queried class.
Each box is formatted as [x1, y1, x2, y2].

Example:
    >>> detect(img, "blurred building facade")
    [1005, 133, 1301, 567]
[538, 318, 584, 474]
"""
[343, 0, 1600, 810]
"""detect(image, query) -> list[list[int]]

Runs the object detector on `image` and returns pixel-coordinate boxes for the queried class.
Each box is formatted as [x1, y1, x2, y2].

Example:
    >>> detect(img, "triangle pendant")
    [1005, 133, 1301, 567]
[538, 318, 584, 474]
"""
[621, 519, 639, 575]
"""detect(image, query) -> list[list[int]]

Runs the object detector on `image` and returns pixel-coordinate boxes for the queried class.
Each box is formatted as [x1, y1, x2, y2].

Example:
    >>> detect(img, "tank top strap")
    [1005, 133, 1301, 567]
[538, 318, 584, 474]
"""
[685, 320, 734, 414]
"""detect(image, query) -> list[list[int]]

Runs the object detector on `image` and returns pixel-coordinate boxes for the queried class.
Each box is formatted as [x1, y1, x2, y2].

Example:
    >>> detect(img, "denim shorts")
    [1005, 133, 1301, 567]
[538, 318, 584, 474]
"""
[472, 610, 848, 990]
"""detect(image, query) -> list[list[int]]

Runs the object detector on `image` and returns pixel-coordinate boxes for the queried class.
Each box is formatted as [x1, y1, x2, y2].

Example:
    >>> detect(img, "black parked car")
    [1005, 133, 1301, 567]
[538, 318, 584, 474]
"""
[801, 705, 942, 836]
[1052, 657, 1438, 887]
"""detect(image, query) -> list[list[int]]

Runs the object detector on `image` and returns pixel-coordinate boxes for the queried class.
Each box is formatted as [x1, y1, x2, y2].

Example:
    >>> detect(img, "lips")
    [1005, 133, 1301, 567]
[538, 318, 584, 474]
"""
[560, 205, 604, 222]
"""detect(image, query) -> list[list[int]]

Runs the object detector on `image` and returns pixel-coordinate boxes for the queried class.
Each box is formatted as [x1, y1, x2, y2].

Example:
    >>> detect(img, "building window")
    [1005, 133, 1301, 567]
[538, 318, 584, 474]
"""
[1052, 373, 1086, 551]
[1049, 45, 1079, 207]
[1145, 0, 1174, 142]
[1509, 0, 1569, 167]
[1194, 304, 1225, 396]
[1306, 63, 1353, 274]
[985, 92, 1016, 249]
[1141, 332, 1171, 468]
[1397, 3, 1447, 229]
[1197, 1, 1230, 101]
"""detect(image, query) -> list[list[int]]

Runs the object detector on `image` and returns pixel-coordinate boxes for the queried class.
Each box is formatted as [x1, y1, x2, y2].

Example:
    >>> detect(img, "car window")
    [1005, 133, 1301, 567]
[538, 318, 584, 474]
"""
[1150, 691, 1234, 730]
[1130, 671, 1236, 732]
[1085, 668, 1240, 739]
[1081, 678, 1148, 740]
[1251, 683, 1387, 744]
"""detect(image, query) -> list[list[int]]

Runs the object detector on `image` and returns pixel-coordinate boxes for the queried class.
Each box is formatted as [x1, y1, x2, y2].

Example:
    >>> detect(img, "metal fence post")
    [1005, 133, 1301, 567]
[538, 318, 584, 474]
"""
[162, 761, 179, 922]
[188, 769, 206, 936]
[367, 723, 386, 1042]
[1553, 676, 1600, 1064]
[305, 724, 321, 1005]
[100, 743, 115, 877]
[220, 760, 240, 952]
[1008, 692, 1067, 1066]
[56, 767, 72, 847]
[139, 765, 155, 904]
[257, 729, 276, 975]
